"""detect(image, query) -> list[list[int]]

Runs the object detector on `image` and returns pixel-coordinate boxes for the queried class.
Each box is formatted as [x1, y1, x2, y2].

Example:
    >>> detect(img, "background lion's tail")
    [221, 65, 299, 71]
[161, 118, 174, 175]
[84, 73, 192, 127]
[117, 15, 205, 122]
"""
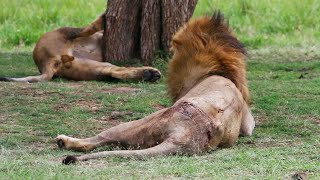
[62, 140, 178, 165]
[0, 74, 53, 82]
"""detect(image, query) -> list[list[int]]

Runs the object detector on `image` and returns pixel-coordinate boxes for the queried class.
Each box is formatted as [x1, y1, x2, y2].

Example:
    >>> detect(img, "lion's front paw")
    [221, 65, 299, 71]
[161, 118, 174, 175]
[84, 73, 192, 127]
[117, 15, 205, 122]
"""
[56, 135, 72, 149]
[143, 68, 161, 82]
[56, 135, 93, 151]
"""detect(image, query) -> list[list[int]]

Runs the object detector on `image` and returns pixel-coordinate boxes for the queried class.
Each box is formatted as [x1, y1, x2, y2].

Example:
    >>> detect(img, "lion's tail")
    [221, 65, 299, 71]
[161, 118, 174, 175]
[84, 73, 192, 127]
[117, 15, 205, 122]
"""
[0, 74, 53, 82]
[62, 141, 178, 165]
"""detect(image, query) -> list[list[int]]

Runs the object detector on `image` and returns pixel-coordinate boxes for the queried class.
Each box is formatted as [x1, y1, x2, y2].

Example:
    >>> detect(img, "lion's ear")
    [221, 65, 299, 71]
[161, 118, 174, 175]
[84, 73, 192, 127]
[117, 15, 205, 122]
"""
[61, 55, 75, 63]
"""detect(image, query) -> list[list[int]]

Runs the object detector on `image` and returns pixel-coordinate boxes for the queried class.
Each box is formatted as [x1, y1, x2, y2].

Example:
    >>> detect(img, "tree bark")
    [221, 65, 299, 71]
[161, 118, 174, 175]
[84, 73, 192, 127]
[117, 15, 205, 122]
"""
[103, 0, 197, 65]
[102, 0, 141, 62]
[161, 0, 197, 52]
[140, 0, 161, 64]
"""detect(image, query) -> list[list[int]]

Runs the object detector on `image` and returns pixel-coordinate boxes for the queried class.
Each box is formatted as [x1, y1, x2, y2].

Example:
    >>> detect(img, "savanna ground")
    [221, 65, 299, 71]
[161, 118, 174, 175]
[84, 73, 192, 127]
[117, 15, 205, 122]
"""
[0, 0, 319, 179]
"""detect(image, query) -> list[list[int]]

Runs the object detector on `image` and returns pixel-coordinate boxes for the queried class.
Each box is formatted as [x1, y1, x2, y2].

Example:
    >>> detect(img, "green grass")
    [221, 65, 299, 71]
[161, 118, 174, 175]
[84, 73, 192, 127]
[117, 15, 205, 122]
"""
[194, 0, 320, 48]
[0, 0, 320, 179]
[0, 0, 106, 50]
[1, 0, 320, 49]
[0, 51, 319, 179]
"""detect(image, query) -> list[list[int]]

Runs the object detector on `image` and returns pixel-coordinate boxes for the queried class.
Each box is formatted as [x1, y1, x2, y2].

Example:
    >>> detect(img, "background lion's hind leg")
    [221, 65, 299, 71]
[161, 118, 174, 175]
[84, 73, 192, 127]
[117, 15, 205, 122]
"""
[62, 14, 104, 40]
[103, 66, 162, 82]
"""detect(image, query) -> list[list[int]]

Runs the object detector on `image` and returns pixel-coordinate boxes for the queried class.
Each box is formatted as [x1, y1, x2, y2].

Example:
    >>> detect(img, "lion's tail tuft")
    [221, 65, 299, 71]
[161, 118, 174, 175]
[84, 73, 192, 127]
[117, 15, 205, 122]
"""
[0, 77, 10, 81]
[62, 156, 78, 165]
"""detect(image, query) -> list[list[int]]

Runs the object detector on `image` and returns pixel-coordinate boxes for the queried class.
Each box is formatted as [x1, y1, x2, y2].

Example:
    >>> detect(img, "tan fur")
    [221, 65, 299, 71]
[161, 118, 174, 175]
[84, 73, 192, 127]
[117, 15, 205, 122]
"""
[0, 14, 161, 82]
[55, 11, 255, 164]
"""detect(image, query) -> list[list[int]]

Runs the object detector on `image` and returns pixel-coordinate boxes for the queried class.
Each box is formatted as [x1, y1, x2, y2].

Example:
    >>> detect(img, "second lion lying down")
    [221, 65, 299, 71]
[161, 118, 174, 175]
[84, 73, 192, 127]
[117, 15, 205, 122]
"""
[0, 14, 161, 83]
[56, 11, 255, 164]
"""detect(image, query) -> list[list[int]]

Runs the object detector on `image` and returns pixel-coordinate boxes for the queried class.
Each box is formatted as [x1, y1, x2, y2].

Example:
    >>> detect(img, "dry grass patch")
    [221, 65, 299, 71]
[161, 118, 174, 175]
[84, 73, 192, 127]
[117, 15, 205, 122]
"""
[98, 87, 140, 94]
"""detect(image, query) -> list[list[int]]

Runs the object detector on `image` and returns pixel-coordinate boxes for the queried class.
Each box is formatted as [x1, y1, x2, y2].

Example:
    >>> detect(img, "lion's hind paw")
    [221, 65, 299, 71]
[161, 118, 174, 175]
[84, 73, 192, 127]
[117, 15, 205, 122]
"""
[143, 69, 161, 82]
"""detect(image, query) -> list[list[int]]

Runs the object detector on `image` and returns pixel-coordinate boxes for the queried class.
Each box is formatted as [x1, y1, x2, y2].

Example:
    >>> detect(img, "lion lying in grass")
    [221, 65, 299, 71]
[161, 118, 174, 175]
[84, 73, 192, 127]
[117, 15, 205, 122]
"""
[56, 11, 255, 164]
[0, 15, 161, 83]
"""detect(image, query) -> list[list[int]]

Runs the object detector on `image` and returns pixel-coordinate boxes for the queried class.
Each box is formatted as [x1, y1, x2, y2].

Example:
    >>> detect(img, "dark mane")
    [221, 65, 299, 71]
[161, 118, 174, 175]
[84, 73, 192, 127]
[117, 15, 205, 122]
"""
[167, 10, 250, 104]
[210, 11, 247, 55]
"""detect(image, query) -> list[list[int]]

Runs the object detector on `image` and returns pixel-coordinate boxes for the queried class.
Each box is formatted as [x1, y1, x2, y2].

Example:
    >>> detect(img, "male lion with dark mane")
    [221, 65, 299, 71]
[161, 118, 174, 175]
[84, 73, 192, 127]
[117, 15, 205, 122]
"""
[56, 11, 255, 165]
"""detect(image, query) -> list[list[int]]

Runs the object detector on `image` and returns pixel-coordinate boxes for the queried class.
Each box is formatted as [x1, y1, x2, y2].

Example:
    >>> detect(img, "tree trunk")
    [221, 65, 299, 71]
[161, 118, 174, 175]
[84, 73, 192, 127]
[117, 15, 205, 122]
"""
[102, 0, 141, 62]
[102, 0, 197, 65]
[161, 0, 198, 52]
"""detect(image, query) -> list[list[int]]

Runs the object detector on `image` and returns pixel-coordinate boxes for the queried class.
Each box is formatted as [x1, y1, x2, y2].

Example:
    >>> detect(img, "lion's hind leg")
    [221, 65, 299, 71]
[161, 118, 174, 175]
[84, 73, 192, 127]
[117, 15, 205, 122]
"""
[56, 109, 169, 152]
[58, 55, 161, 82]
[101, 66, 161, 82]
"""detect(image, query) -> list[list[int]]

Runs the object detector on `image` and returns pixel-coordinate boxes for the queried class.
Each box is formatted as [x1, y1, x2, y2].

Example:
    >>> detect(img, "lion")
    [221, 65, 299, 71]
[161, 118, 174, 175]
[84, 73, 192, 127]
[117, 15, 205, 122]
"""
[0, 14, 161, 83]
[56, 11, 255, 164]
